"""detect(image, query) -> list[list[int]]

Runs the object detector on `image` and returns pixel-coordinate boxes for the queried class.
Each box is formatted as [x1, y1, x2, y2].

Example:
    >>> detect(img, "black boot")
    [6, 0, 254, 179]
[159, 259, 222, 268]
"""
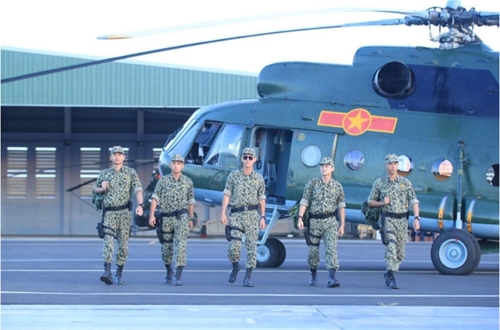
[174, 266, 183, 286]
[228, 262, 240, 283]
[243, 268, 254, 287]
[309, 268, 317, 286]
[327, 269, 340, 288]
[384, 270, 399, 289]
[164, 263, 173, 284]
[100, 262, 113, 285]
[114, 264, 124, 285]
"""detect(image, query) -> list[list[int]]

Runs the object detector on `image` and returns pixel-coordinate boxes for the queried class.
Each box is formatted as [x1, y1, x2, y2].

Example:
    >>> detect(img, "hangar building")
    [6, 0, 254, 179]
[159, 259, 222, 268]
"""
[1, 47, 258, 236]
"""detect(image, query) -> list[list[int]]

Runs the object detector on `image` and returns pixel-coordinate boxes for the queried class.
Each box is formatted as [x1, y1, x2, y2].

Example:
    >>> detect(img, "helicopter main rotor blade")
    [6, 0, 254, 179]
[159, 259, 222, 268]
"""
[2, 18, 406, 84]
[97, 7, 423, 40]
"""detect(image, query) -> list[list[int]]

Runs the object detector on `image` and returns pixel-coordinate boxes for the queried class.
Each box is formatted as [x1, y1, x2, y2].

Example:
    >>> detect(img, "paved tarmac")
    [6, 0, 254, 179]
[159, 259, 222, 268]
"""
[1, 236, 499, 329]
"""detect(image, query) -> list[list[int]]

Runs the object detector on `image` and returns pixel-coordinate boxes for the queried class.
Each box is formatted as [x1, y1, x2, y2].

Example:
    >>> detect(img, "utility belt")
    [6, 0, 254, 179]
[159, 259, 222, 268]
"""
[96, 201, 131, 239]
[230, 205, 258, 214]
[383, 211, 408, 219]
[161, 209, 188, 219]
[309, 211, 337, 220]
[103, 201, 131, 213]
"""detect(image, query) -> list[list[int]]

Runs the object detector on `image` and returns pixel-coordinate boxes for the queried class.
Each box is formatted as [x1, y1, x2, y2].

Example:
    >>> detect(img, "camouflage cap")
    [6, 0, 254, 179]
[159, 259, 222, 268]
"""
[242, 147, 256, 156]
[385, 154, 399, 164]
[319, 157, 334, 166]
[110, 146, 124, 154]
[171, 154, 185, 163]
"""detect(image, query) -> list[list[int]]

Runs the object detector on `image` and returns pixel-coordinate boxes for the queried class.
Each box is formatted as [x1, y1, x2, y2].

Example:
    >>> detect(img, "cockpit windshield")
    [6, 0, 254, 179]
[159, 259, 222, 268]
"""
[163, 116, 198, 155]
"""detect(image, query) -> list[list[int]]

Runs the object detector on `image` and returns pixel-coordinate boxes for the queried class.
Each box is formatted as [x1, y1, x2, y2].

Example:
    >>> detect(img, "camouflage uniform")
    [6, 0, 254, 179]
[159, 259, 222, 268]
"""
[224, 169, 266, 269]
[300, 177, 346, 270]
[151, 173, 195, 268]
[95, 165, 142, 266]
[368, 174, 419, 272]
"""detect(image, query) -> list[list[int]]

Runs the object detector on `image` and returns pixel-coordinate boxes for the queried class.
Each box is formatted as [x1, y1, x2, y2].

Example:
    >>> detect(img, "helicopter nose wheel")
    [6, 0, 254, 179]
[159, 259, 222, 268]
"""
[256, 237, 287, 268]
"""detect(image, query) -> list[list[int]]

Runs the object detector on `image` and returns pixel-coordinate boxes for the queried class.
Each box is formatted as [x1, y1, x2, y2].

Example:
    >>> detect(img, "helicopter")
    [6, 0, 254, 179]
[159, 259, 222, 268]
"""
[150, 2, 499, 275]
[2, 2, 498, 275]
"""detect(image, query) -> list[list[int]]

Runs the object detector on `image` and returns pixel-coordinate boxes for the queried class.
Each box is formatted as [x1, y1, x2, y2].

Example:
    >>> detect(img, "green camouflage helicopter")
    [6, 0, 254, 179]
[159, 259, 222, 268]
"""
[149, 2, 499, 275]
[4, 1, 498, 275]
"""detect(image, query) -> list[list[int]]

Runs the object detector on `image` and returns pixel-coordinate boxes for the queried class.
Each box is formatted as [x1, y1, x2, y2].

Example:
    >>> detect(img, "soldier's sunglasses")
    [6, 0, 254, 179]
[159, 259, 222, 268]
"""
[243, 155, 254, 160]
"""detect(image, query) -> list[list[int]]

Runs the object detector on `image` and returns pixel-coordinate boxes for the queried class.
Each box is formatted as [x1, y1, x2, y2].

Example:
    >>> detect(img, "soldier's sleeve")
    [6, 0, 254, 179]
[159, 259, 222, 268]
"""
[299, 179, 312, 206]
[223, 171, 235, 197]
[367, 178, 381, 203]
[94, 170, 105, 189]
[151, 177, 164, 203]
[187, 177, 196, 205]
[257, 174, 266, 201]
[131, 169, 143, 194]
[407, 179, 419, 207]
[337, 183, 346, 209]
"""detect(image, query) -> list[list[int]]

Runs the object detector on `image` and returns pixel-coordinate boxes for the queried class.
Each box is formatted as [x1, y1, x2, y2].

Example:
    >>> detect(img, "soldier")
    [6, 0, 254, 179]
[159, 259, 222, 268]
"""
[297, 157, 346, 287]
[148, 154, 195, 286]
[221, 147, 266, 287]
[368, 153, 420, 289]
[93, 146, 144, 285]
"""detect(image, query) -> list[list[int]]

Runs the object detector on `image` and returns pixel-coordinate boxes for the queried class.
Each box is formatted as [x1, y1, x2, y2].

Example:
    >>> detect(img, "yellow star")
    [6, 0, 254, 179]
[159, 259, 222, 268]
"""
[346, 111, 369, 131]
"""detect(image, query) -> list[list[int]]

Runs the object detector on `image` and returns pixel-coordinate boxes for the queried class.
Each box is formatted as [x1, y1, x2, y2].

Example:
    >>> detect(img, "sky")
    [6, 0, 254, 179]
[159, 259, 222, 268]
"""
[1, 0, 499, 75]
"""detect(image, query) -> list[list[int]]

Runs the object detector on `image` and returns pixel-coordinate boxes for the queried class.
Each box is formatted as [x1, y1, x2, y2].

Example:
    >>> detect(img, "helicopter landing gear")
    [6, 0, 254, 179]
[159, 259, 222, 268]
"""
[430, 228, 481, 275]
[256, 237, 286, 268]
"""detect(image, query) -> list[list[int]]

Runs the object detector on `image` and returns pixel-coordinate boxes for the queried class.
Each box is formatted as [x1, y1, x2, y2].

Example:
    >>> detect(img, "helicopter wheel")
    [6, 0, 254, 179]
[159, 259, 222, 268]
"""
[271, 238, 286, 268]
[430, 228, 481, 275]
[256, 239, 279, 268]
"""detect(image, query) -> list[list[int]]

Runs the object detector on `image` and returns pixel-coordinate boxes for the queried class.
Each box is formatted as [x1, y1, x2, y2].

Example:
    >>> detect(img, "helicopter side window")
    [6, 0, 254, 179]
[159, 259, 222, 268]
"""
[185, 122, 222, 165]
[397, 154, 414, 177]
[205, 124, 244, 169]
[432, 158, 453, 181]
[486, 164, 499, 187]
[343, 150, 364, 171]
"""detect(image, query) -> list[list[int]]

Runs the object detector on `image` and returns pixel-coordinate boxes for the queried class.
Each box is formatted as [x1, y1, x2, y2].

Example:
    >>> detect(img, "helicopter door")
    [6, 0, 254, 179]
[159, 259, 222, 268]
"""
[250, 128, 293, 206]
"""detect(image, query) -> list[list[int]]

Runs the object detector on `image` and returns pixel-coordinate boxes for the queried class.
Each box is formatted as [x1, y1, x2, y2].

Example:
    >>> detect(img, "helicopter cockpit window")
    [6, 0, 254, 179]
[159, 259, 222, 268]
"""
[343, 150, 364, 171]
[205, 124, 244, 168]
[397, 154, 413, 176]
[432, 158, 453, 181]
[486, 164, 499, 187]
[163, 116, 196, 151]
[185, 122, 222, 165]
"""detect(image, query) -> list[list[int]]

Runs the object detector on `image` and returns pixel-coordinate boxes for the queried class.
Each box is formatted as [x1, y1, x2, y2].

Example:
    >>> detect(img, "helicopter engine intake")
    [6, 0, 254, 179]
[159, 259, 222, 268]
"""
[372, 61, 415, 99]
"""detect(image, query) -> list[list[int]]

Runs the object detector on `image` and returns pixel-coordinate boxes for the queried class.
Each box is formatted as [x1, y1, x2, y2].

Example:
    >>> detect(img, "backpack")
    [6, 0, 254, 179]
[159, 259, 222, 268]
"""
[361, 201, 381, 230]
[92, 169, 112, 211]
[289, 178, 318, 229]
[289, 200, 309, 229]
[92, 191, 103, 211]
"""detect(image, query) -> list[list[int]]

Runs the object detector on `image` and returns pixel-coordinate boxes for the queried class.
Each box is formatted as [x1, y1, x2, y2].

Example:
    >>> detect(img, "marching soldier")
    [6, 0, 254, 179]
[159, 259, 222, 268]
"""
[93, 146, 144, 285]
[221, 147, 266, 287]
[149, 154, 195, 286]
[368, 154, 420, 289]
[297, 157, 346, 287]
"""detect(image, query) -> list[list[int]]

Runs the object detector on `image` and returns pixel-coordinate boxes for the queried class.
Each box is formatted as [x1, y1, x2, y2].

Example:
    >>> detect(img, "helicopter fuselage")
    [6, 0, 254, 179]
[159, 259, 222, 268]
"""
[158, 43, 499, 274]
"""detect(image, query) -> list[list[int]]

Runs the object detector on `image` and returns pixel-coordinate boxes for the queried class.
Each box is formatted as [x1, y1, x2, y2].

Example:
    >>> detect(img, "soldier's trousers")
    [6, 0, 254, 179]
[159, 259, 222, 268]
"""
[384, 217, 408, 271]
[227, 211, 259, 269]
[102, 209, 131, 266]
[308, 217, 340, 270]
[161, 215, 190, 267]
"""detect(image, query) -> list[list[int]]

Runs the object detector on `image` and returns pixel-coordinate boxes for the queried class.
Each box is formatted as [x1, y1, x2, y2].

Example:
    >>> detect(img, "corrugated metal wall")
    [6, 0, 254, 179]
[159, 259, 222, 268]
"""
[1, 48, 261, 236]
[1, 48, 258, 107]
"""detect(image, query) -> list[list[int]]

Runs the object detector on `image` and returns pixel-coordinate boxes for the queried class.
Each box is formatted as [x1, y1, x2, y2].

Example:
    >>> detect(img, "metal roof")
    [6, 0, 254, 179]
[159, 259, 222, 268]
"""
[1, 48, 258, 108]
